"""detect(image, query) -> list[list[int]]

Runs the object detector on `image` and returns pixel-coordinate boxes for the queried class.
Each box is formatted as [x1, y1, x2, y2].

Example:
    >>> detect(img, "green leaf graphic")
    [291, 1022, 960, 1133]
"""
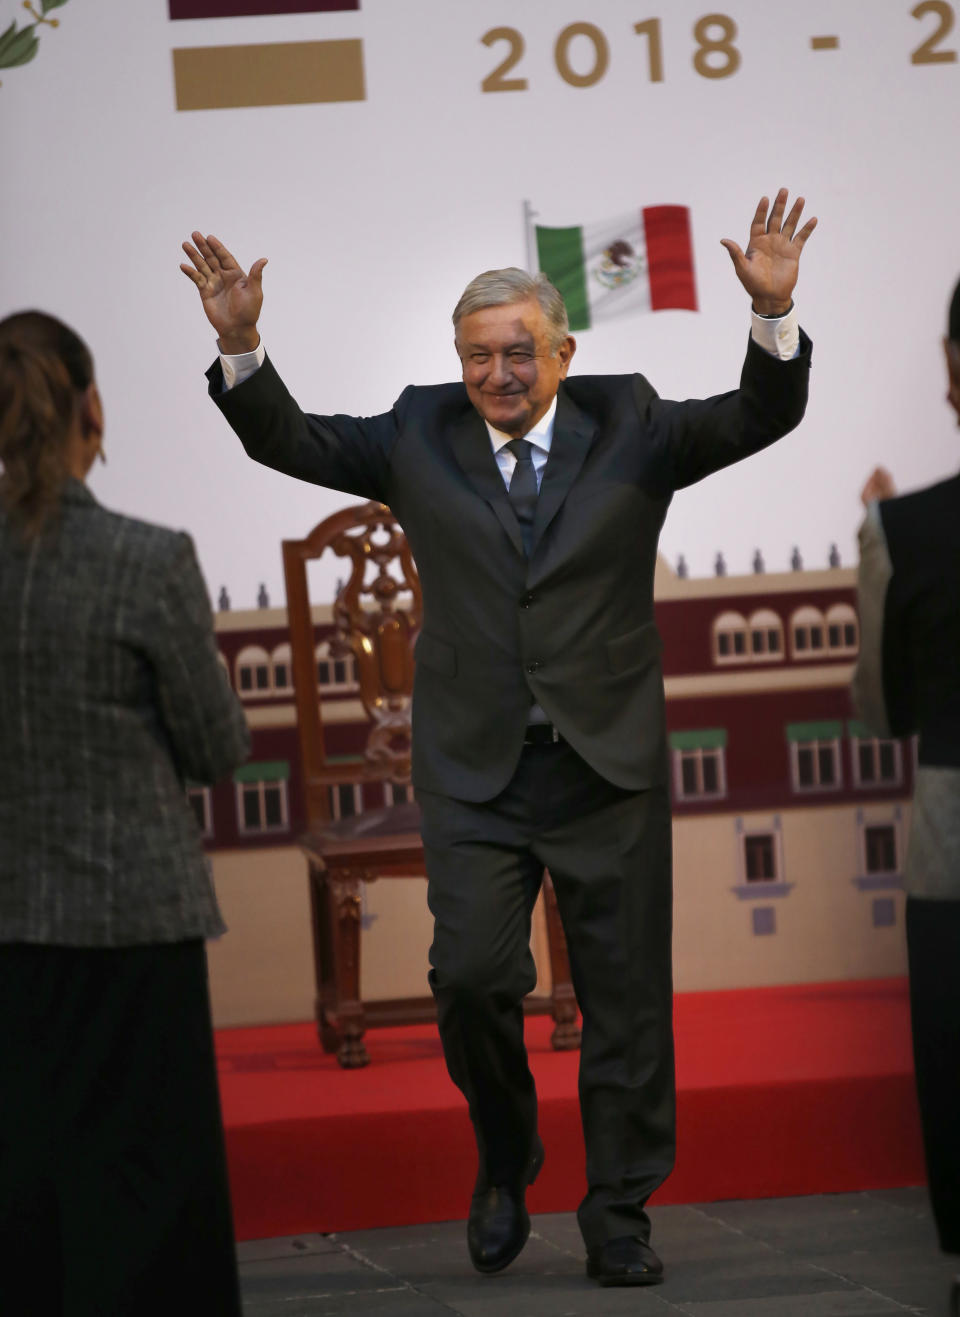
[0, 24, 40, 69]
[0, 0, 69, 83]
[0, 18, 18, 56]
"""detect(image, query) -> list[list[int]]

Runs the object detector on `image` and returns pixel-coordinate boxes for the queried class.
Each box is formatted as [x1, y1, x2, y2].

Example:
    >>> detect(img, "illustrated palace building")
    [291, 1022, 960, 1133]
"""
[198, 555, 911, 994]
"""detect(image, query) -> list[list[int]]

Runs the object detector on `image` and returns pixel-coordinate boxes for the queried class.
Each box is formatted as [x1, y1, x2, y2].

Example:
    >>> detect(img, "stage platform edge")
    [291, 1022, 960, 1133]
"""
[216, 977, 926, 1241]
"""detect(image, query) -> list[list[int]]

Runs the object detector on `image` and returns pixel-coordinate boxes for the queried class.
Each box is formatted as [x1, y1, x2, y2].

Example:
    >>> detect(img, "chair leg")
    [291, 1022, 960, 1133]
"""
[542, 872, 581, 1051]
[327, 870, 370, 1068]
[306, 861, 340, 1055]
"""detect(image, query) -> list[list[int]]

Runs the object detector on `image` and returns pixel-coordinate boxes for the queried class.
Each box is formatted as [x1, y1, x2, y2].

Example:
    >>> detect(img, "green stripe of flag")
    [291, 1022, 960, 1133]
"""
[535, 226, 589, 332]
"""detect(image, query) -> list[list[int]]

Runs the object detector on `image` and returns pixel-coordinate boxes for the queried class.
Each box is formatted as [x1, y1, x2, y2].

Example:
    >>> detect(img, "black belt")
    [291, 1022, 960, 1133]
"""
[523, 722, 563, 746]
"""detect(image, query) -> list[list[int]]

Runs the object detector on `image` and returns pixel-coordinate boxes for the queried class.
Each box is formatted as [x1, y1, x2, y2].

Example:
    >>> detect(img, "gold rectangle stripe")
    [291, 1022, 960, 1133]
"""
[810, 36, 840, 50]
[173, 39, 365, 110]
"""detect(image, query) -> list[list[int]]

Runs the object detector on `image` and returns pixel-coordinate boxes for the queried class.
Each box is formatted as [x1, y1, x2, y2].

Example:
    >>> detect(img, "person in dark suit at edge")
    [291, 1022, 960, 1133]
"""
[852, 277, 960, 1316]
[0, 311, 250, 1316]
[181, 188, 816, 1288]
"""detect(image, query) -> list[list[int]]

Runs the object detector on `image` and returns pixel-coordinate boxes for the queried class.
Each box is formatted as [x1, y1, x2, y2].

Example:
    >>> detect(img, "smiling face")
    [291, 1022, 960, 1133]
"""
[455, 298, 575, 438]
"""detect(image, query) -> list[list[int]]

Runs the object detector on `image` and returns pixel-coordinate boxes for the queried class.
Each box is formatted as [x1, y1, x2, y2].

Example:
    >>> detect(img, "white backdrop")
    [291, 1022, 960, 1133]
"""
[2, 1, 959, 606]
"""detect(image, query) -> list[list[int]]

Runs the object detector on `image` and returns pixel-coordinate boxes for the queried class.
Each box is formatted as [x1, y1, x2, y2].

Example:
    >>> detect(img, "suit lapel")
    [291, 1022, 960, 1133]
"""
[530, 388, 597, 556]
[448, 410, 525, 556]
[448, 390, 598, 561]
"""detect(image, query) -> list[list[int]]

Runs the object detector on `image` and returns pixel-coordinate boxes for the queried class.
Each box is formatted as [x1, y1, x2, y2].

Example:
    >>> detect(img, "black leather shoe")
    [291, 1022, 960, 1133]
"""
[467, 1137, 544, 1275]
[586, 1235, 664, 1287]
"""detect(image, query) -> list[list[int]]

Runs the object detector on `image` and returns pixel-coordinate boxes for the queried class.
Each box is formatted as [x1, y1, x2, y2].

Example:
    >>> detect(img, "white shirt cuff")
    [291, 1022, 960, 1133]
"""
[220, 340, 265, 390]
[750, 305, 800, 361]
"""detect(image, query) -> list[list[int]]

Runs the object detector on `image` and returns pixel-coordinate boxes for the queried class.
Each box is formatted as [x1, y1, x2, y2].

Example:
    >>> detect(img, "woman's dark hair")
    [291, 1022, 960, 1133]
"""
[0, 310, 94, 540]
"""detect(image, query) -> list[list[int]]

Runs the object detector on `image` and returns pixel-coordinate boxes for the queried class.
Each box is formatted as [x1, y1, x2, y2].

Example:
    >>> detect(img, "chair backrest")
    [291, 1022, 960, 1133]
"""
[282, 502, 422, 827]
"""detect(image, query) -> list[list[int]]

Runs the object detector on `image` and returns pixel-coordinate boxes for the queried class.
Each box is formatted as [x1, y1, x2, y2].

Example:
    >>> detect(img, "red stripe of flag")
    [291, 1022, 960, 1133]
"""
[643, 205, 698, 312]
[169, 1, 358, 18]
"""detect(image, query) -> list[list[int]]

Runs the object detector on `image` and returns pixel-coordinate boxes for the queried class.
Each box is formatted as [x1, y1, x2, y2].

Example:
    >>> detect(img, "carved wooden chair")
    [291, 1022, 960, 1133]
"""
[283, 500, 581, 1068]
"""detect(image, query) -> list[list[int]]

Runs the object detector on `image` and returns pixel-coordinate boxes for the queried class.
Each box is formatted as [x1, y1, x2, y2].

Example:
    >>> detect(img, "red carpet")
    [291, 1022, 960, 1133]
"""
[216, 978, 926, 1241]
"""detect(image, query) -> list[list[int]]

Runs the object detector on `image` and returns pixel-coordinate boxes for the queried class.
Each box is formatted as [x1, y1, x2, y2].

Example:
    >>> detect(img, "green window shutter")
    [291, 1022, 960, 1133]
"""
[669, 728, 728, 752]
[233, 760, 290, 784]
[847, 720, 878, 740]
[786, 721, 843, 743]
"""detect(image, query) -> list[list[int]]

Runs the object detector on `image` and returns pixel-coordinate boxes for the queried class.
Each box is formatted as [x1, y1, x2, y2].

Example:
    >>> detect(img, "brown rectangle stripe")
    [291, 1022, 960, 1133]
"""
[810, 36, 840, 50]
[173, 39, 365, 109]
[170, 1, 358, 16]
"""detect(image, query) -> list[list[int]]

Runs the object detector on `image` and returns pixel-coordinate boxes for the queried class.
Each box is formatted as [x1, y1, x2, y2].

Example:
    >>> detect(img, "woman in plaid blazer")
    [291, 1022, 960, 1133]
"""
[0, 311, 250, 1316]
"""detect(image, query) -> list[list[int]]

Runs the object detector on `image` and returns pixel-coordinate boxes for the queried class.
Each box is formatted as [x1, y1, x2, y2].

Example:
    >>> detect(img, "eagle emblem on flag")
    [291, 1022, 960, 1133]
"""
[593, 239, 646, 291]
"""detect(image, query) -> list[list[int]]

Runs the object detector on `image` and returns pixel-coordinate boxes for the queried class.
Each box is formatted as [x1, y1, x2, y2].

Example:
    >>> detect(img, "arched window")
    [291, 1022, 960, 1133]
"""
[790, 606, 826, 659]
[713, 611, 748, 665]
[747, 608, 784, 662]
[272, 643, 293, 694]
[235, 645, 271, 696]
[315, 640, 357, 692]
[825, 603, 858, 654]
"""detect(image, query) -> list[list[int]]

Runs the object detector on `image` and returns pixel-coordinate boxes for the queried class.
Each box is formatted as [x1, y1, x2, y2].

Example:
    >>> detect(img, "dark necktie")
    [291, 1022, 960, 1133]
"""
[506, 438, 538, 555]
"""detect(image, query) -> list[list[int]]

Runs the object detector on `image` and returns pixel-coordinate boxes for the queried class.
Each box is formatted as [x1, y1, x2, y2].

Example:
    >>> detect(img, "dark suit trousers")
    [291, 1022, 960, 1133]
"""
[906, 896, 960, 1254]
[419, 739, 675, 1248]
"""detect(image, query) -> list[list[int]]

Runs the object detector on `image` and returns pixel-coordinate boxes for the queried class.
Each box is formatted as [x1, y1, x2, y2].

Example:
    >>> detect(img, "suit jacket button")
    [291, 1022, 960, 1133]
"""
[520, 592, 535, 609]
[526, 661, 541, 674]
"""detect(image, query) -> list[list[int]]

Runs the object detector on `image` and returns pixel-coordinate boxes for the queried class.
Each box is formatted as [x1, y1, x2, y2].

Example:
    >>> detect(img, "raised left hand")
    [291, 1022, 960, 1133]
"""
[721, 189, 817, 316]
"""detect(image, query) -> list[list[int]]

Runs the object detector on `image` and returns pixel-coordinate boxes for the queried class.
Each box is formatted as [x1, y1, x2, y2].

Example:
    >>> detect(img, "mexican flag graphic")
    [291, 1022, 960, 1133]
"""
[534, 205, 697, 332]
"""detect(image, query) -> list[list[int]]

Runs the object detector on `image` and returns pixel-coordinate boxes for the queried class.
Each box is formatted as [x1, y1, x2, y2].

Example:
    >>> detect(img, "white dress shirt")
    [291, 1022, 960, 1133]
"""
[486, 396, 557, 490]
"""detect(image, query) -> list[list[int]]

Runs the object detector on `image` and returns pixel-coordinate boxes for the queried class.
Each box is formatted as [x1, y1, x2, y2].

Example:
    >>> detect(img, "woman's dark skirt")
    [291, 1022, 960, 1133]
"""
[0, 939, 241, 1316]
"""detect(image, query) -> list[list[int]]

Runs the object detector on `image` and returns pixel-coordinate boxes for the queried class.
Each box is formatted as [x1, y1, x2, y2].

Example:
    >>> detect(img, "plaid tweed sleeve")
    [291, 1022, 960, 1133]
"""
[149, 533, 250, 784]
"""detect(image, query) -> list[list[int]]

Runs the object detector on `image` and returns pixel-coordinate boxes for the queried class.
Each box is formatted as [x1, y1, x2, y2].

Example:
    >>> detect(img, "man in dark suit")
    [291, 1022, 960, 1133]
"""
[181, 189, 816, 1287]
[852, 277, 960, 1314]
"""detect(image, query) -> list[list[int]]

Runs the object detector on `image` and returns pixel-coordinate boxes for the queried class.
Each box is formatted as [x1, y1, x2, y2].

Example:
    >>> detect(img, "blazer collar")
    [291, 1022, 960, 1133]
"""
[61, 477, 98, 507]
[449, 386, 597, 560]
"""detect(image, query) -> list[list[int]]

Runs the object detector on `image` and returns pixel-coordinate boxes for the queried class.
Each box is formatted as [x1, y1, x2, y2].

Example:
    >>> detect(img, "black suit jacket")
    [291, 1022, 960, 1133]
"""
[878, 472, 960, 767]
[210, 333, 812, 801]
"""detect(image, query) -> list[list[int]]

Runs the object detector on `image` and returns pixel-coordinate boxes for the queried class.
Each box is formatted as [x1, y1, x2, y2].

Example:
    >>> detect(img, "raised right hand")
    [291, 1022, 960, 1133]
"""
[180, 232, 267, 354]
[860, 466, 896, 507]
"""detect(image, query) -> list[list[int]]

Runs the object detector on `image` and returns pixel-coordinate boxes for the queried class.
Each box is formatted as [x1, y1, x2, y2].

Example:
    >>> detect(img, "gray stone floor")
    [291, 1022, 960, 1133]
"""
[238, 1189, 958, 1316]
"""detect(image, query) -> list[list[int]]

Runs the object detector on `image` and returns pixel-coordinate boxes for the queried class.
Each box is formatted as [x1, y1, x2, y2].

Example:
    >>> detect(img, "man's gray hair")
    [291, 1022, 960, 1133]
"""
[452, 268, 570, 354]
